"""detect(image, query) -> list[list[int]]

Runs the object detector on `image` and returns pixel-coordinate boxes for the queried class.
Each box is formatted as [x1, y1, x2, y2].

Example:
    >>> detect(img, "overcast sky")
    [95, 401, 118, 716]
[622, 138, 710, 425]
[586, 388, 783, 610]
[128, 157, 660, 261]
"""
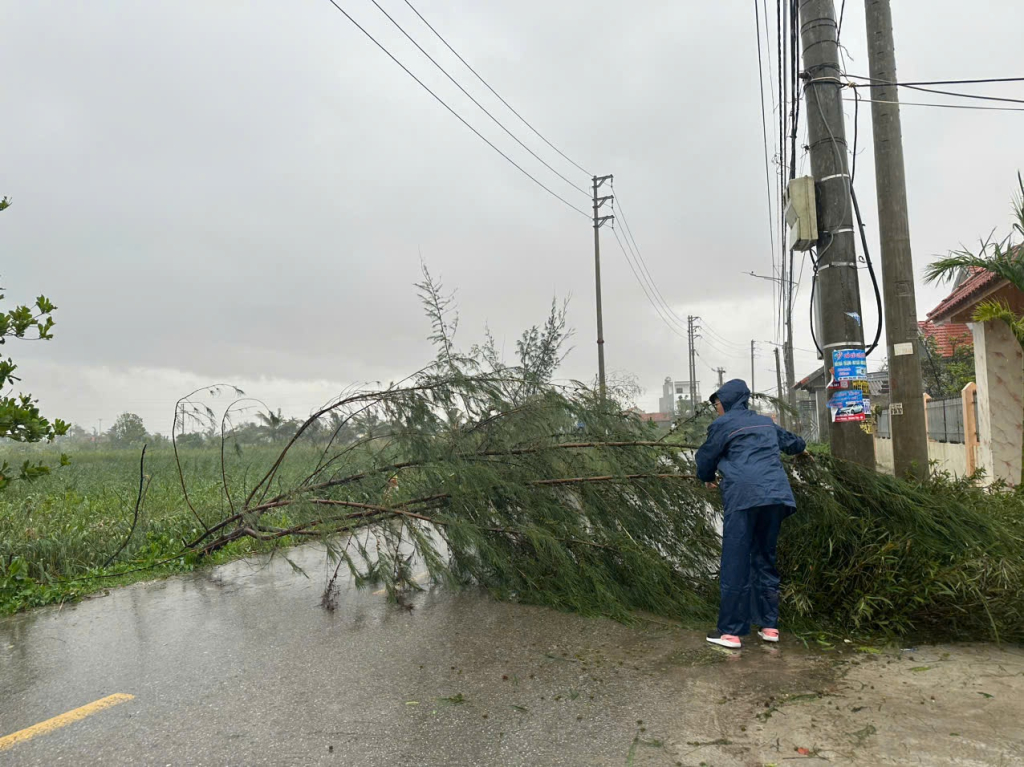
[3, 0, 1023, 434]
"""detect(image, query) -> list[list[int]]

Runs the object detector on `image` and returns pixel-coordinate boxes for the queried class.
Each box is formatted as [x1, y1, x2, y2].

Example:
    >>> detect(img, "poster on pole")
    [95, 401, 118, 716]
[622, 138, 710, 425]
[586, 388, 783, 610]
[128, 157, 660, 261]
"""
[829, 389, 866, 423]
[831, 349, 868, 384]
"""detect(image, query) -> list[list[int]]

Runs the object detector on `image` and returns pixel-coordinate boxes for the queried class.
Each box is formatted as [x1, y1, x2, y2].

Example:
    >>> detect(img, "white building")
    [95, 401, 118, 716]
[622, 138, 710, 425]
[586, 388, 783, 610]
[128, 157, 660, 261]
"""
[658, 377, 701, 416]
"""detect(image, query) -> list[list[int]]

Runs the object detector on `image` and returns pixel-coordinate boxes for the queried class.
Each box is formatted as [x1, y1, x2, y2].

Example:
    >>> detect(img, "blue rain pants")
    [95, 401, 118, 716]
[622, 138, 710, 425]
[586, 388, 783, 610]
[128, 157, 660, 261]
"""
[717, 503, 788, 637]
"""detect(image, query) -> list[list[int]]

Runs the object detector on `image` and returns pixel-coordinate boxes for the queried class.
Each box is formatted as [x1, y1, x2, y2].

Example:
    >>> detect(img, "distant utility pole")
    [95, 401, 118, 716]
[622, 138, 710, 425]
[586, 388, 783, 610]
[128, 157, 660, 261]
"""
[745, 271, 798, 411]
[784, 295, 797, 423]
[774, 346, 786, 426]
[687, 316, 699, 414]
[716, 367, 726, 390]
[750, 341, 756, 393]
[592, 175, 614, 400]
[864, 0, 929, 480]
[799, 0, 875, 467]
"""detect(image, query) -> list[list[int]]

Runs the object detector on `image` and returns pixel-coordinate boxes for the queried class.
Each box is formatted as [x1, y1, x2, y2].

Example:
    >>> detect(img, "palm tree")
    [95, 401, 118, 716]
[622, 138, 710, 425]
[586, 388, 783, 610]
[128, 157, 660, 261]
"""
[926, 174, 1024, 484]
[925, 173, 1024, 347]
[256, 409, 288, 443]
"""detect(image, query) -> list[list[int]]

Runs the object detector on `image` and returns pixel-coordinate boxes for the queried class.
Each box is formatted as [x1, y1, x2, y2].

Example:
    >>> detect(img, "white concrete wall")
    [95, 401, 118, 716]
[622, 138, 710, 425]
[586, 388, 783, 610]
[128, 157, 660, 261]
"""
[874, 437, 969, 477]
[972, 320, 1023, 486]
[927, 441, 970, 476]
[874, 437, 893, 472]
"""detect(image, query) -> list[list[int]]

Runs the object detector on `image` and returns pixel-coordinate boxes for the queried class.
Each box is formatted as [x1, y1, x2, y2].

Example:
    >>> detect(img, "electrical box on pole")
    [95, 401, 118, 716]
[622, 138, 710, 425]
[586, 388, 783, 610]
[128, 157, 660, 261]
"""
[785, 176, 818, 251]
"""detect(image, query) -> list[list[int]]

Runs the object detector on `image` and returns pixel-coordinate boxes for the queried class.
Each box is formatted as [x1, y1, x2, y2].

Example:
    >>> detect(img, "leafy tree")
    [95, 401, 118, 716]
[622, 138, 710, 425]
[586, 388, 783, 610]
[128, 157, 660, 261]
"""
[66, 424, 91, 442]
[919, 334, 975, 398]
[0, 196, 69, 487]
[176, 432, 208, 449]
[109, 413, 148, 448]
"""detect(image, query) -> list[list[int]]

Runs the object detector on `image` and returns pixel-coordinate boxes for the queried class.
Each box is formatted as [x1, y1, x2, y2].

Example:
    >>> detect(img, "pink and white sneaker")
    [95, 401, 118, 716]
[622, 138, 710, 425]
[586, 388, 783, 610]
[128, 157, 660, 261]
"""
[758, 628, 780, 643]
[706, 631, 742, 649]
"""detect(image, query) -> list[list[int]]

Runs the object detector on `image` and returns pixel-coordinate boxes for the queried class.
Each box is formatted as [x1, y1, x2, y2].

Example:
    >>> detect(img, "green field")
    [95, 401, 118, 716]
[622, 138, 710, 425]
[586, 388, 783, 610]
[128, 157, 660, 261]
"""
[0, 446, 322, 613]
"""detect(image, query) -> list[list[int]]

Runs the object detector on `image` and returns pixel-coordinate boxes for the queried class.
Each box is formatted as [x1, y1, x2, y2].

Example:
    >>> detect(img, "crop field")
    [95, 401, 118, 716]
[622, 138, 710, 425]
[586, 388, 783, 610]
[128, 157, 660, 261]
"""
[0, 445, 324, 613]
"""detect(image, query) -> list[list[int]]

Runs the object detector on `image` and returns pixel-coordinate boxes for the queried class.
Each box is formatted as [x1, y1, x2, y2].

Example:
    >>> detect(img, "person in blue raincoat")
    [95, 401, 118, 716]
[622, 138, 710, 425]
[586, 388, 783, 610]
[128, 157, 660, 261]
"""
[696, 379, 809, 649]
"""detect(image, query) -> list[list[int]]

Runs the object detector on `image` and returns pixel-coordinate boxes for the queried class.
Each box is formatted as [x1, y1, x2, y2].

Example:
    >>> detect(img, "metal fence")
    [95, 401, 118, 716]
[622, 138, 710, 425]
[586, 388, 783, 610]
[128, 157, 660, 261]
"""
[875, 395, 977, 444]
[927, 396, 965, 443]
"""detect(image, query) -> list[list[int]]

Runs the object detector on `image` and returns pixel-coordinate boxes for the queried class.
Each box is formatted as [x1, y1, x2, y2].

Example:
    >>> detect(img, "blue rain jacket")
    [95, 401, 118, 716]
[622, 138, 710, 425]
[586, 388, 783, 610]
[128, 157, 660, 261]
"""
[696, 379, 806, 514]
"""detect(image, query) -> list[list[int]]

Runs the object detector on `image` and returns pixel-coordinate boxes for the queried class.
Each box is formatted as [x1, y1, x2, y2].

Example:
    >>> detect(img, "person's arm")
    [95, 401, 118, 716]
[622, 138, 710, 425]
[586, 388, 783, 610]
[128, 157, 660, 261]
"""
[696, 422, 727, 486]
[774, 425, 807, 456]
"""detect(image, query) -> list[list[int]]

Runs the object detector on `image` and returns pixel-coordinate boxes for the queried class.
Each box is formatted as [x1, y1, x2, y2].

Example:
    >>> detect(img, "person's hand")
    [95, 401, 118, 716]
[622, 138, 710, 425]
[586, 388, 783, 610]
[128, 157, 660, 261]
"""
[705, 481, 718, 490]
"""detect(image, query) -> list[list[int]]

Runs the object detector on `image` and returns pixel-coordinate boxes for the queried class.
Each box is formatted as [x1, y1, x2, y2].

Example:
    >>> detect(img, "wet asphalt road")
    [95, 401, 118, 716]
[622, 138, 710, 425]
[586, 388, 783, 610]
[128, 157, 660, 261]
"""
[0, 545, 731, 766]
[4, 545, 1024, 766]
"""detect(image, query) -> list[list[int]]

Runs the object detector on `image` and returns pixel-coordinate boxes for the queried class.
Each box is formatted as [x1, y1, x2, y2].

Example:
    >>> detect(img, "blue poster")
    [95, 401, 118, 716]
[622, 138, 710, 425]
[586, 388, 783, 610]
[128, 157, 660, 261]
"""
[832, 349, 868, 383]
[828, 389, 866, 423]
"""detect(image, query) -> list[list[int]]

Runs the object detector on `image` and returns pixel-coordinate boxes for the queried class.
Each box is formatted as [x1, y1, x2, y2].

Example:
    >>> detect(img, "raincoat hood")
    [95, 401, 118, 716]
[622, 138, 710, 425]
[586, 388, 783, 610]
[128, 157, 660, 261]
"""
[711, 379, 751, 413]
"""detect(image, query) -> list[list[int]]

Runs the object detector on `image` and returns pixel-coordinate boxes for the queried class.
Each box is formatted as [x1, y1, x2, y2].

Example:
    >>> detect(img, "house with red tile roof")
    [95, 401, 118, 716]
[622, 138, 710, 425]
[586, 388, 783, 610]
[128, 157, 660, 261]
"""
[926, 259, 1024, 485]
[917, 319, 972, 357]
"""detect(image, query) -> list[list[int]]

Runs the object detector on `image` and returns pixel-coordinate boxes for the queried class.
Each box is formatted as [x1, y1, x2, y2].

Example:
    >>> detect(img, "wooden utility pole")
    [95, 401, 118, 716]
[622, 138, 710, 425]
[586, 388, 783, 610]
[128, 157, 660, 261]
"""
[798, 0, 875, 466]
[592, 175, 613, 399]
[716, 367, 726, 390]
[864, 0, 929, 480]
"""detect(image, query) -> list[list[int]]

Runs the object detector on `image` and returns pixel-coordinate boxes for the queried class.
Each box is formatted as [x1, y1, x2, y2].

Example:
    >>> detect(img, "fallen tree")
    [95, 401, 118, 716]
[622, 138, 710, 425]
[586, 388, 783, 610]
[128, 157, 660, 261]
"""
[171, 268, 1023, 642]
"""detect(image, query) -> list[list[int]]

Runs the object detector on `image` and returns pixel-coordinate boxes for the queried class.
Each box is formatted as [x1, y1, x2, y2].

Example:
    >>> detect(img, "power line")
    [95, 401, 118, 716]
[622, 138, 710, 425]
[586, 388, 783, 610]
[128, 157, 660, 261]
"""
[694, 351, 724, 375]
[611, 188, 751, 358]
[844, 74, 1024, 87]
[400, 0, 592, 177]
[846, 78, 1024, 106]
[613, 222, 686, 336]
[775, 0, 785, 346]
[610, 227, 689, 340]
[701, 322, 750, 351]
[754, 0, 779, 342]
[612, 186, 691, 331]
[320, 0, 590, 218]
[698, 335, 751, 361]
[844, 96, 1024, 113]
[365, 0, 588, 196]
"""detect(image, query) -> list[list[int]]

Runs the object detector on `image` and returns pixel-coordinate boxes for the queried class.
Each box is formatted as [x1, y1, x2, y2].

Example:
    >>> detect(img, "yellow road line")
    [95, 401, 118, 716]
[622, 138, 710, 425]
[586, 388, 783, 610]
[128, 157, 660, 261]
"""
[372, 570, 429, 595]
[0, 693, 135, 752]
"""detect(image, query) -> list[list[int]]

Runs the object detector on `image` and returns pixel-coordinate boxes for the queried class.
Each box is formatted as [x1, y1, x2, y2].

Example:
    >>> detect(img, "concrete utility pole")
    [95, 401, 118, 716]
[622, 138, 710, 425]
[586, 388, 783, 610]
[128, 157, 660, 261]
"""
[750, 341, 756, 394]
[799, 0, 875, 466]
[687, 316, 699, 415]
[864, 0, 929, 480]
[592, 175, 614, 399]
[716, 367, 726, 390]
[775, 346, 786, 427]
[784, 295, 797, 421]
[745, 271, 798, 416]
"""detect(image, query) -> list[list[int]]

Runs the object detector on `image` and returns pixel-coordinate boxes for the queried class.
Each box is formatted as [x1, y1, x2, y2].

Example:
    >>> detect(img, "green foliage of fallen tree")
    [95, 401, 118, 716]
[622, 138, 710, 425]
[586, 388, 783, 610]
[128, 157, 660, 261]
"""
[785, 459, 1024, 641]
[5, 267, 1022, 643]
[172, 268, 1024, 643]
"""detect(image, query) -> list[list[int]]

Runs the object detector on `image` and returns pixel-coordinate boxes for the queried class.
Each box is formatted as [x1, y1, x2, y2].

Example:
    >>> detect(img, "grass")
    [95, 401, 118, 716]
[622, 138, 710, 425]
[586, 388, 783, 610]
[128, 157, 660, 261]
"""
[0, 445, 323, 613]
